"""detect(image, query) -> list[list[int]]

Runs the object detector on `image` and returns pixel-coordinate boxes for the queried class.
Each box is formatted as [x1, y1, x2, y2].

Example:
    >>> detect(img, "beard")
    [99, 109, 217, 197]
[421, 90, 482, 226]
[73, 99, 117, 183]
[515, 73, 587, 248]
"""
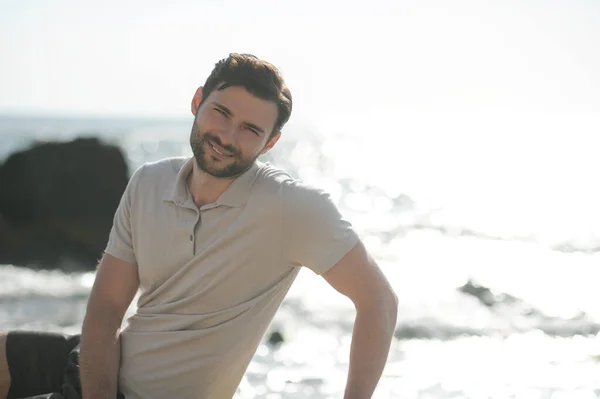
[189, 125, 261, 178]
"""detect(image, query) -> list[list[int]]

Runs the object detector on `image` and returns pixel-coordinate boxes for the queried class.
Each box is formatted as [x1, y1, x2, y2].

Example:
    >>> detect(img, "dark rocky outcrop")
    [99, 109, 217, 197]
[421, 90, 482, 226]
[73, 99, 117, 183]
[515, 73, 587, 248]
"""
[266, 330, 285, 347]
[0, 138, 129, 270]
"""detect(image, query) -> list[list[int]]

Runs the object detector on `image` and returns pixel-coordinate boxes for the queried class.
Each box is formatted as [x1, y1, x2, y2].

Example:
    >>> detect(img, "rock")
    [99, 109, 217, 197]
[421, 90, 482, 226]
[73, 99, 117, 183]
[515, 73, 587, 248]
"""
[458, 279, 497, 307]
[0, 137, 129, 270]
[267, 331, 285, 347]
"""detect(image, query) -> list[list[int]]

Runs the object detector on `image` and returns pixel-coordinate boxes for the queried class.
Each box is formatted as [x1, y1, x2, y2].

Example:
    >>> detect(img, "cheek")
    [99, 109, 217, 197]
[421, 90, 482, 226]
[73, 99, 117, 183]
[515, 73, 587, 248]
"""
[191, 120, 201, 134]
[191, 115, 205, 135]
[203, 110, 228, 130]
[237, 132, 263, 149]
[239, 136, 268, 156]
[193, 114, 221, 138]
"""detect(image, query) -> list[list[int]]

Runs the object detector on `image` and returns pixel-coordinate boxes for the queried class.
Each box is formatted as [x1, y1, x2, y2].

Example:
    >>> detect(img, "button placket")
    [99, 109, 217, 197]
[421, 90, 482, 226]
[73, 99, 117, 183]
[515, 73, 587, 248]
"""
[190, 212, 201, 255]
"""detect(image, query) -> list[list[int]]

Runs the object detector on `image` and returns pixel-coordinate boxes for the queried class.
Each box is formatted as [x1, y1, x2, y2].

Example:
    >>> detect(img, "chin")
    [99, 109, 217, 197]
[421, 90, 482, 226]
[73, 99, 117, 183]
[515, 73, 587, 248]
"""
[201, 160, 241, 178]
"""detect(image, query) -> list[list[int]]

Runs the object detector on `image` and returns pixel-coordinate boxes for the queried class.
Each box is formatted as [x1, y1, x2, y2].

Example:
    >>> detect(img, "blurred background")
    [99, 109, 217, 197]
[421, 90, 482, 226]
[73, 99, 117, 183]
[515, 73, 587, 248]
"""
[1, 0, 600, 398]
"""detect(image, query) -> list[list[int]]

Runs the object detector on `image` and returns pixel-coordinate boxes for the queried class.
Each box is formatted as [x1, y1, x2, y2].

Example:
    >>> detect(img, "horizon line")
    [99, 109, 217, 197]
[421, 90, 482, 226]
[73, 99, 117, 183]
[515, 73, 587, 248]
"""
[0, 108, 192, 121]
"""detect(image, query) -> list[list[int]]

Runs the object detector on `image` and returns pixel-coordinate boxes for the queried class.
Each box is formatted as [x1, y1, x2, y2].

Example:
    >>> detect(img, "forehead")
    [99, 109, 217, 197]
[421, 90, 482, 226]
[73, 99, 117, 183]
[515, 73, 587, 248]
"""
[205, 85, 278, 132]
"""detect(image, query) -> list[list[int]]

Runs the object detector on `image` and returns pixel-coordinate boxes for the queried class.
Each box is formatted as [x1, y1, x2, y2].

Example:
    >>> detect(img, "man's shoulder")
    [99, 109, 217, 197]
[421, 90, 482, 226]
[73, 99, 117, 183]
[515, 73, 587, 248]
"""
[254, 162, 328, 202]
[127, 157, 190, 201]
[255, 162, 293, 185]
[140, 156, 189, 174]
[254, 162, 309, 195]
[133, 156, 189, 181]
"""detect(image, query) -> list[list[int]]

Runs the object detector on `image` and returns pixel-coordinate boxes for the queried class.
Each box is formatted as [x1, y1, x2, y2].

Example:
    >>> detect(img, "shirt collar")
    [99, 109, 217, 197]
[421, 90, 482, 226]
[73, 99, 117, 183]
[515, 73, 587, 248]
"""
[163, 157, 261, 208]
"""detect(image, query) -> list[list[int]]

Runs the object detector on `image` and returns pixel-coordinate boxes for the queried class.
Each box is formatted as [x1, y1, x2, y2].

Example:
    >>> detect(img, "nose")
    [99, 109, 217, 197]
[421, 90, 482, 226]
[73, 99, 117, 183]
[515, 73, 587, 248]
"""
[214, 124, 236, 146]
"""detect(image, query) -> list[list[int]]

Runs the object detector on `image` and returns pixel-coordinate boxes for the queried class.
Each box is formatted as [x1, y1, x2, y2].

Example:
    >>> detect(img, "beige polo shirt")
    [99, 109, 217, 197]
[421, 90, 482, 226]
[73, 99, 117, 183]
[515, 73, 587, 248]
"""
[104, 156, 358, 399]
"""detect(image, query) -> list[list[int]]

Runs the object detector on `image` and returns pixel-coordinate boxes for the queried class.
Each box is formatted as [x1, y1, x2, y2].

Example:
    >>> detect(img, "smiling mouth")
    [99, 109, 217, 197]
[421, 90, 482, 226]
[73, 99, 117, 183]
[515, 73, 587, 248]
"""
[209, 141, 234, 158]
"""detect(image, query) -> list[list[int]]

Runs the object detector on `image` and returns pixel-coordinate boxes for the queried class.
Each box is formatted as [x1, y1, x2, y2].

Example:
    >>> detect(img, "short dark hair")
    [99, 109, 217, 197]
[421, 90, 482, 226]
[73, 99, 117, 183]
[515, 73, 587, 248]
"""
[199, 53, 293, 137]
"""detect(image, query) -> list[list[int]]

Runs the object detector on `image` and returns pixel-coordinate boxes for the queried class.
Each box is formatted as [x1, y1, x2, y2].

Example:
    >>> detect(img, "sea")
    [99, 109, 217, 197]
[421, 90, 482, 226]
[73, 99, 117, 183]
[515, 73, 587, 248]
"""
[1, 113, 599, 399]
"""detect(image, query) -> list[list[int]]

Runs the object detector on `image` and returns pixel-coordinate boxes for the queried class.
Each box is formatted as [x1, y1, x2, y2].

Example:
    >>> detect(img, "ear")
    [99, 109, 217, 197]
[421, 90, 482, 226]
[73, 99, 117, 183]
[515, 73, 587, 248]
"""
[261, 132, 281, 154]
[191, 87, 203, 116]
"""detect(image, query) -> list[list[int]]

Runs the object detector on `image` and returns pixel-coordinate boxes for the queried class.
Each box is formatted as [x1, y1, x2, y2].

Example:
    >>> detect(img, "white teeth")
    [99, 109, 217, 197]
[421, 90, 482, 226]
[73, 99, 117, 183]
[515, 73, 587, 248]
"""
[211, 143, 229, 156]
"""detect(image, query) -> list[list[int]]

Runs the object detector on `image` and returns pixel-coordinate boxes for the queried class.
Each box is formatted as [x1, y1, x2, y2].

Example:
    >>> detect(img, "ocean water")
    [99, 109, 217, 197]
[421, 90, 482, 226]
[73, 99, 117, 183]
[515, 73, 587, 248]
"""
[1, 114, 600, 398]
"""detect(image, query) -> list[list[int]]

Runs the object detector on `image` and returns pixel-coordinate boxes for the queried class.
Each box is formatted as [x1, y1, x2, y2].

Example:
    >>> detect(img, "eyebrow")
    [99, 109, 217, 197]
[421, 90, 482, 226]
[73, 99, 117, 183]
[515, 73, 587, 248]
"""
[211, 101, 266, 135]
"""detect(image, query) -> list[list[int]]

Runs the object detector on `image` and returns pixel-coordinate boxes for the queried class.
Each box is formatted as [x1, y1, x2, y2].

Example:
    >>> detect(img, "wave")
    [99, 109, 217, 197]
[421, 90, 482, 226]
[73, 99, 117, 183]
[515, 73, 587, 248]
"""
[353, 214, 600, 255]
[393, 280, 600, 340]
[2, 264, 597, 340]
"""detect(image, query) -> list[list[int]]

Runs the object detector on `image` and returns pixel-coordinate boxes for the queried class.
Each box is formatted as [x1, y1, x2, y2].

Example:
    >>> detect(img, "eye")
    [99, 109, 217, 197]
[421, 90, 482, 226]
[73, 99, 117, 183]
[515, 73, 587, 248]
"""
[244, 126, 260, 136]
[214, 108, 227, 116]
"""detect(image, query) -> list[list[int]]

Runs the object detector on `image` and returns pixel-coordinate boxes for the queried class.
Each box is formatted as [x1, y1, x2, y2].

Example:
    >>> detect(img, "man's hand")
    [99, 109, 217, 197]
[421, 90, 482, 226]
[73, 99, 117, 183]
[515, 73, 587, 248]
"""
[323, 241, 398, 399]
[80, 253, 139, 399]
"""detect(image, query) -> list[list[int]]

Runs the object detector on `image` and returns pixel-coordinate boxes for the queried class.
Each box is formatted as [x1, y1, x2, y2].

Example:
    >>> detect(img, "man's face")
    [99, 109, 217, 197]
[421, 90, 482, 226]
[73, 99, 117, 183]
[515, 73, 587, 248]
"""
[189, 85, 280, 178]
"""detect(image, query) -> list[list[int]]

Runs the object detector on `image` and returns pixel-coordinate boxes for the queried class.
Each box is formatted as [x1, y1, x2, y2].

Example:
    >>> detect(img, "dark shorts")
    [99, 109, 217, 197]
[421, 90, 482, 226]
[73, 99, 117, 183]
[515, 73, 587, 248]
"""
[5, 331, 122, 399]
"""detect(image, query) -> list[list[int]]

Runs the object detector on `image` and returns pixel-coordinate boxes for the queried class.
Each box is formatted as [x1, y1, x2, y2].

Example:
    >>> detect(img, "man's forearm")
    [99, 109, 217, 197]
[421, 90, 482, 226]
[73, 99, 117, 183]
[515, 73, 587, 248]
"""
[79, 308, 122, 399]
[344, 294, 398, 399]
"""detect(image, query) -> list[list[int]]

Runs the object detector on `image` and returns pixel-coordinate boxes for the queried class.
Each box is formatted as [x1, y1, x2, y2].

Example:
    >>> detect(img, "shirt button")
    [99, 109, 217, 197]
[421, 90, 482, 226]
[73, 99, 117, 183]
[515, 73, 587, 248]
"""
[189, 234, 193, 241]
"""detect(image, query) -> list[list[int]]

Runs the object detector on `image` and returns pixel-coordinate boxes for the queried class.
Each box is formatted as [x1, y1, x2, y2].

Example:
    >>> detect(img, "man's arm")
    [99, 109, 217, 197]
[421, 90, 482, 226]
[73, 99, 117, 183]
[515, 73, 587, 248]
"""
[322, 241, 398, 399]
[79, 253, 139, 399]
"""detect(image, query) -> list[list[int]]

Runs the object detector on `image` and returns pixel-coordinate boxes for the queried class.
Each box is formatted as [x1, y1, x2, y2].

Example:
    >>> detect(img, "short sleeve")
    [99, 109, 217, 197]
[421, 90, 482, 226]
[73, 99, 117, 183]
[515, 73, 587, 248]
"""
[104, 165, 145, 264]
[282, 179, 359, 275]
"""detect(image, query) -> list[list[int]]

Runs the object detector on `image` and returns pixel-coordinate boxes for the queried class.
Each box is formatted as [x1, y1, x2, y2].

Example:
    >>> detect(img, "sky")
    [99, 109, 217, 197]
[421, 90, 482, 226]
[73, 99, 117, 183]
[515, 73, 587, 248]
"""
[0, 0, 599, 120]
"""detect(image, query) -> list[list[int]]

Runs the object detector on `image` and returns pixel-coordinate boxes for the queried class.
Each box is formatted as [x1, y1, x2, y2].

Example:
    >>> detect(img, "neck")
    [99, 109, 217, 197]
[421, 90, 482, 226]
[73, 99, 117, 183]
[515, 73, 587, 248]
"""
[187, 162, 236, 208]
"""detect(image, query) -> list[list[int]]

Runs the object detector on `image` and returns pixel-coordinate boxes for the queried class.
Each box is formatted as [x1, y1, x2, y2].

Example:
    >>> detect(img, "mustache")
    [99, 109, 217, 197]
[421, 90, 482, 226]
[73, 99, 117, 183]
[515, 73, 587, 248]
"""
[201, 133, 239, 156]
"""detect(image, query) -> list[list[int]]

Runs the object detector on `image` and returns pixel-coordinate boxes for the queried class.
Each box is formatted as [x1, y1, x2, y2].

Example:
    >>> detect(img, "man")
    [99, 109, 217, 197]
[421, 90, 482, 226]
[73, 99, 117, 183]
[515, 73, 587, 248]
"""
[0, 53, 398, 399]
